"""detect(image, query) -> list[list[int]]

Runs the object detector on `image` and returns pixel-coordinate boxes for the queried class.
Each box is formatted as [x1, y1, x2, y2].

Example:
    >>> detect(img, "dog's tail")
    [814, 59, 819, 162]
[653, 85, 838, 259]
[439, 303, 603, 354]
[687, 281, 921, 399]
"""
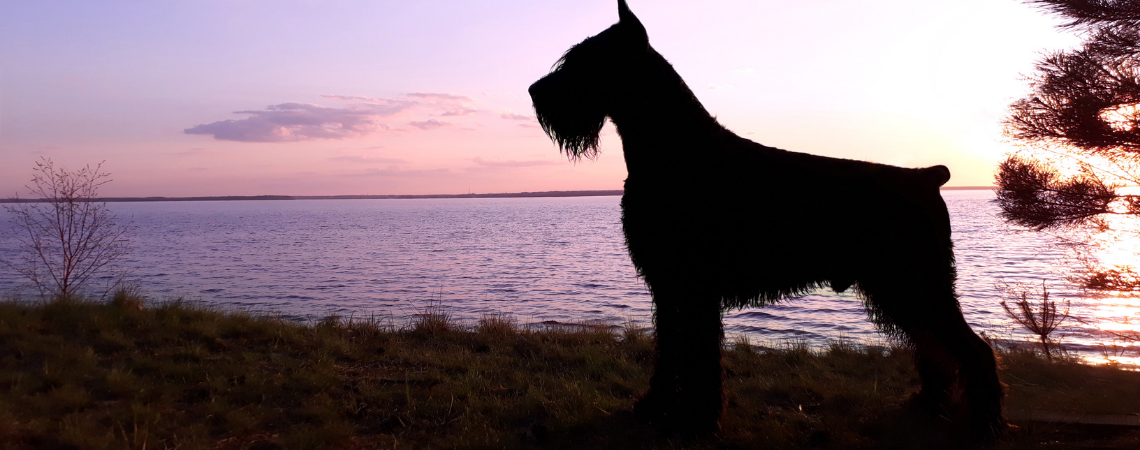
[919, 165, 951, 189]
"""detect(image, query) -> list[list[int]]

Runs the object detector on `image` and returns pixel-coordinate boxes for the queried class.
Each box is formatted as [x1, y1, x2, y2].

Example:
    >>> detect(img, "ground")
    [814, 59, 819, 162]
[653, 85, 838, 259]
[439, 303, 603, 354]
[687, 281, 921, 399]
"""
[1, 294, 1138, 449]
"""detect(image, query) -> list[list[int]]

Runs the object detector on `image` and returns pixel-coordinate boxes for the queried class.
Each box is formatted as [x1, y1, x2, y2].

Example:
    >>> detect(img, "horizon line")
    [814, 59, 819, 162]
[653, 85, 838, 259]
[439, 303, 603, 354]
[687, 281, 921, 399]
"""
[0, 186, 997, 204]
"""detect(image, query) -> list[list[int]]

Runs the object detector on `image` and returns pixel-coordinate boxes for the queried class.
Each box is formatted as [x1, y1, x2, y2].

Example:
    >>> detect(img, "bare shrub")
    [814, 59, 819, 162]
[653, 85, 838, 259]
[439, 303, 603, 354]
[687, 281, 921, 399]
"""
[1000, 280, 1071, 360]
[3, 158, 131, 299]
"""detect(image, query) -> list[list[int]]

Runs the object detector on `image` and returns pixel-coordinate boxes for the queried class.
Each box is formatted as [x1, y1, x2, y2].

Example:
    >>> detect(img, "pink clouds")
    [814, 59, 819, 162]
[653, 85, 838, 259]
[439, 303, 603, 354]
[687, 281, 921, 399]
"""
[471, 157, 558, 167]
[351, 167, 450, 177]
[183, 102, 401, 142]
[405, 93, 472, 101]
[441, 108, 477, 117]
[185, 92, 489, 142]
[328, 155, 407, 164]
[500, 112, 534, 120]
[406, 92, 477, 117]
[409, 119, 451, 130]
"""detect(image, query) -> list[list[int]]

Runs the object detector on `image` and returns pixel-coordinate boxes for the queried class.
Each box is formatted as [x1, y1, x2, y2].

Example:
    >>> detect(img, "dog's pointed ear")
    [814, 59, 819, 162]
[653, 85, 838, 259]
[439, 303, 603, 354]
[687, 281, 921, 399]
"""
[618, 0, 648, 48]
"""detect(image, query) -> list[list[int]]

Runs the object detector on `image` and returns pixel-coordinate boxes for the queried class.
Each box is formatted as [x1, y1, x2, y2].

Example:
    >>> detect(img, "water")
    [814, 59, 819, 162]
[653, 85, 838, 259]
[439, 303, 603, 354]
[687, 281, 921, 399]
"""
[0, 190, 1135, 361]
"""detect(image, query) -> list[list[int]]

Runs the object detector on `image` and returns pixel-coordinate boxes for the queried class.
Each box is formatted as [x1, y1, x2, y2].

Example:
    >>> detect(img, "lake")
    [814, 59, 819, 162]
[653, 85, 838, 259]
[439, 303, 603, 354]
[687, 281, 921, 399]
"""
[1, 190, 1136, 362]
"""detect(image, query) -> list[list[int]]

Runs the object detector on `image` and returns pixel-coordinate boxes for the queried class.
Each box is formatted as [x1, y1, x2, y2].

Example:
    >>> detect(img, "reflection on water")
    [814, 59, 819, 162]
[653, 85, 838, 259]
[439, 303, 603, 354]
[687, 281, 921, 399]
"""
[1040, 209, 1140, 365]
[0, 191, 1136, 364]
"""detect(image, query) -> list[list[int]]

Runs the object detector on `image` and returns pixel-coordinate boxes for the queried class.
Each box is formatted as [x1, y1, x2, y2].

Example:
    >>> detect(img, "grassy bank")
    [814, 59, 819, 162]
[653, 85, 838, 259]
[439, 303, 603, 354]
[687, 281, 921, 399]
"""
[1, 294, 1139, 449]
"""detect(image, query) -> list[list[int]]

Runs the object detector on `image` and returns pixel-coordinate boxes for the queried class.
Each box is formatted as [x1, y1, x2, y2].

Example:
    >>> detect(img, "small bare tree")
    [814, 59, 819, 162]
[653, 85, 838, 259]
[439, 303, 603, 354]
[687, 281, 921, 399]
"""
[3, 158, 131, 299]
[1000, 281, 1071, 360]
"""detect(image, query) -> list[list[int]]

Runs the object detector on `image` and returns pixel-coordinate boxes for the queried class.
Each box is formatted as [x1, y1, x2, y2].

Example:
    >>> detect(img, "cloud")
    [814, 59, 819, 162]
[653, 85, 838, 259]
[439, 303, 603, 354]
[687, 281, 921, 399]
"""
[328, 155, 407, 164]
[321, 94, 385, 102]
[470, 157, 558, 168]
[406, 92, 473, 102]
[18, 144, 65, 155]
[349, 167, 450, 177]
[500, 112, 534, 121]
[409, 119, 450, 130]
[406, 92, 481, 117]
[184, 102, 409, 142]
[442, 107, 477, 117]
[173, 147, 209, 156]
[187, 92, 479, 142]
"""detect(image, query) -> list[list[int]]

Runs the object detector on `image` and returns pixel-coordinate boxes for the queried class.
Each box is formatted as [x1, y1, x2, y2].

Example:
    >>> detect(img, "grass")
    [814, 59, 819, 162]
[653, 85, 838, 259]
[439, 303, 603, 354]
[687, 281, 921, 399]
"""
[0, 292, 1138, 449]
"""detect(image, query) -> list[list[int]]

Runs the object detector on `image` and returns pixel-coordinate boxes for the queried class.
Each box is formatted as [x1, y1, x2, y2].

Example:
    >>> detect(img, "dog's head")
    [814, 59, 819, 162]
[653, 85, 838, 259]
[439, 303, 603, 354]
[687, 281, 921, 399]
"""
[529, 0, 649, 160]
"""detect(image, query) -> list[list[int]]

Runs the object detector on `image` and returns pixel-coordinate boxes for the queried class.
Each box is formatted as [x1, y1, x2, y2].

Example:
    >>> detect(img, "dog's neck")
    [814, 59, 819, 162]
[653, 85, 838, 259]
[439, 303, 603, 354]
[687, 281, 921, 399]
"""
[608, 48, 725, 176]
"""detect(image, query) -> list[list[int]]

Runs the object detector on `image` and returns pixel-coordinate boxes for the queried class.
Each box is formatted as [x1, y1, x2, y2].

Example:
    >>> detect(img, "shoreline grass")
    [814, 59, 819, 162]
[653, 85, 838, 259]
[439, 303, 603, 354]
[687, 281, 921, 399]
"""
[2, 293, 1140, 449]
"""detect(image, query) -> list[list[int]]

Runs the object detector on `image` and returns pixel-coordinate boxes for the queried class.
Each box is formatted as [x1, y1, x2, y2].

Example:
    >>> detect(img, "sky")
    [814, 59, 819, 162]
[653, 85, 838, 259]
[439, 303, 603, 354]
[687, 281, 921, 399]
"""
[0, 0, 1079, 197]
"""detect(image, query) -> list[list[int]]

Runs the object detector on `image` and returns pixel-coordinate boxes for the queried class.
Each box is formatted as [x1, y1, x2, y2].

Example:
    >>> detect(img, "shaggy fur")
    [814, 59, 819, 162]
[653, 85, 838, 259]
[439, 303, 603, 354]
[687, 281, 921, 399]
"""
[529, 0, 1006, 442]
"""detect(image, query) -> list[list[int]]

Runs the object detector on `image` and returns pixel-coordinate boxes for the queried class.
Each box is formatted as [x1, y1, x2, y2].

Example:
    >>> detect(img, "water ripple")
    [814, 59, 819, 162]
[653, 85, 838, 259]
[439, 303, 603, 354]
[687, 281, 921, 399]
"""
[0, 192, 1129, 359]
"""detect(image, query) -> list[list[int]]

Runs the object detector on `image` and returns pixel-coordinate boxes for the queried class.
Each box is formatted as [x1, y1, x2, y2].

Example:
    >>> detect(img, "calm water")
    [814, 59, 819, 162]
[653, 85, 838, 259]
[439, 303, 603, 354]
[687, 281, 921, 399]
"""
[1, 190, 1135, 360]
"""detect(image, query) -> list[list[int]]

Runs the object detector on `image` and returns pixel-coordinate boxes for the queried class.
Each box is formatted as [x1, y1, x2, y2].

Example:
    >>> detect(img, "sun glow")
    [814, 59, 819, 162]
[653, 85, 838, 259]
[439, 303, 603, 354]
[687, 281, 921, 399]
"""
[1052, 206, 1140, 365]
[1100, 103, 1140, 133]
[1084, 204, 1140, 268]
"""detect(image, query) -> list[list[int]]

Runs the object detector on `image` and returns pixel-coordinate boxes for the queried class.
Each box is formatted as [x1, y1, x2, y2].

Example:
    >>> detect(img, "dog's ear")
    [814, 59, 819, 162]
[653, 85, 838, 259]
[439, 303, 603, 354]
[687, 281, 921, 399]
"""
[618, 0, 648, 48]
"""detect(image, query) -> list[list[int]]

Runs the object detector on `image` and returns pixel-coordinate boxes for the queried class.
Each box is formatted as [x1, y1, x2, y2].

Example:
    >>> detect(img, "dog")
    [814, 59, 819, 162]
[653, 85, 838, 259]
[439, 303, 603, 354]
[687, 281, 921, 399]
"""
[529, 0, 1005, 442]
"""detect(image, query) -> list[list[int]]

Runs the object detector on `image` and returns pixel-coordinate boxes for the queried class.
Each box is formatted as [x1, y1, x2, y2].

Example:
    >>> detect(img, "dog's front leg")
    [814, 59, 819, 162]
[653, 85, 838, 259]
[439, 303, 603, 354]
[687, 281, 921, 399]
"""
[637, 285, 724, 434]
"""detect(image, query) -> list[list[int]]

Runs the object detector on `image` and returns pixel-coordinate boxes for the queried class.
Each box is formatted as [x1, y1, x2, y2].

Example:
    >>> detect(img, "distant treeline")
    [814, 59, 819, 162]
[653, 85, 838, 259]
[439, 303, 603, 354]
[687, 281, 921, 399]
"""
[0, 187, 994, 203]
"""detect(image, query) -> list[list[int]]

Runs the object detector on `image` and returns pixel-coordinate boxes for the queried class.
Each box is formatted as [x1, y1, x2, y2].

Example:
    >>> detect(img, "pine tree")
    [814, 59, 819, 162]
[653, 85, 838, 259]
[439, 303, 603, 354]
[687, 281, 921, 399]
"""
[1000, 0, 1140, 290]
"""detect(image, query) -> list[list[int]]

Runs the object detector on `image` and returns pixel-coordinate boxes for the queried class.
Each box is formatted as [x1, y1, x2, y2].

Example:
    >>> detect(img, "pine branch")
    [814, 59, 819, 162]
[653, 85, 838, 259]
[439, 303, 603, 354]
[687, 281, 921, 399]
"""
[1028, 0, 1140, 29]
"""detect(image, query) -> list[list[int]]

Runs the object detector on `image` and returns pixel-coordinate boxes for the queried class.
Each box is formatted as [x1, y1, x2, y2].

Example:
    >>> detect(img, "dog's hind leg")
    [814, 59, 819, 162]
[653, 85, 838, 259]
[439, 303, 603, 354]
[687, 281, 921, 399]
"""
[863, 277, 1006, 443]
[944, 317, 1007, 442]
[912, 314, 1005, 442]
[906, 334, 956, 414]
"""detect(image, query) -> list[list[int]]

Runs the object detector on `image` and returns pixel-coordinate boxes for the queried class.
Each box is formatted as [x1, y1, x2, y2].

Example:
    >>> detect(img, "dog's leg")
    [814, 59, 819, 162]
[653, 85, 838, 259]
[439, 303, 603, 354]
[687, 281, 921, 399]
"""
[906, 333, 956, 414]
[673, 291, 725, 434]
[862, 269, 1006, 443]
[944, 318, 1007, 442]
[664, 287, 724, 434]
[864, 287, 958, 416]
[636, 286, 724, 434]
[909, 315, 1006, 443]
[635, 295, 681, 421]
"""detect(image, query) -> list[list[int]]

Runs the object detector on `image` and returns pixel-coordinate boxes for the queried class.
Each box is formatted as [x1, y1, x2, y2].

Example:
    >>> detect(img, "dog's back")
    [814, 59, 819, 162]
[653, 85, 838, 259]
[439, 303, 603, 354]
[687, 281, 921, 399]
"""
[622, 131, 956, 308]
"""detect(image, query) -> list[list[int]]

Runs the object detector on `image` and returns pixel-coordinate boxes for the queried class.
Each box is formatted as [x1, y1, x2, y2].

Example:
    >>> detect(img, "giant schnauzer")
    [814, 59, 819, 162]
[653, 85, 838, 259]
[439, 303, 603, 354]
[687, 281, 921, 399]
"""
[529, 0, 1006, 442]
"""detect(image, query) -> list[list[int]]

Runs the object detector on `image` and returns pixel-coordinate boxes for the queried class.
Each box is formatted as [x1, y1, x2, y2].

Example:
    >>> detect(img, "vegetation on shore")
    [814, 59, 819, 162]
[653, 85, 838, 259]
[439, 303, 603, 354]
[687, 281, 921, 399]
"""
[1, 292, 1139, 450]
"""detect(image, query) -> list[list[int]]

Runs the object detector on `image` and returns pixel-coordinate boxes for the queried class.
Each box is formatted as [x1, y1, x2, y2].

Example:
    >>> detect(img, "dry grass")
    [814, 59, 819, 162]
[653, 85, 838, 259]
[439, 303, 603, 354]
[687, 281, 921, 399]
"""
[477, 312, 519, 337]
[1, 293, 1139, 449]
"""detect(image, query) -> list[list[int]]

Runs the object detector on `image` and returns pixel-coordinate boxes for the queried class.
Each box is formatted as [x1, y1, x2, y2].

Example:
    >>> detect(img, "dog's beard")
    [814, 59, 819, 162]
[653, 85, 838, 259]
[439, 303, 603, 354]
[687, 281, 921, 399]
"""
[534, 104, 605, 161]
[530, 74, 607, 161]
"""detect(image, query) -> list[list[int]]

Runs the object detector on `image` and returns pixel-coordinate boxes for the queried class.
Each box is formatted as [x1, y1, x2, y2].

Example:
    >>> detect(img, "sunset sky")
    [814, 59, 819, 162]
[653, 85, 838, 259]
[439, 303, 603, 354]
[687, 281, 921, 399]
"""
[1, 0, 1077, 197]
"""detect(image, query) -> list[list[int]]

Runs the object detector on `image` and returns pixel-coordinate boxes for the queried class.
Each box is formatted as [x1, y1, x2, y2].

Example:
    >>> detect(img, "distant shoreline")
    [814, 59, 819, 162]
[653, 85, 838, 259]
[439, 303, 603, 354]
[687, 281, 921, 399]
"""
[941, 186, 995, 190]
[0, 186, 995, 203]
[0, 190, 626, 203]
